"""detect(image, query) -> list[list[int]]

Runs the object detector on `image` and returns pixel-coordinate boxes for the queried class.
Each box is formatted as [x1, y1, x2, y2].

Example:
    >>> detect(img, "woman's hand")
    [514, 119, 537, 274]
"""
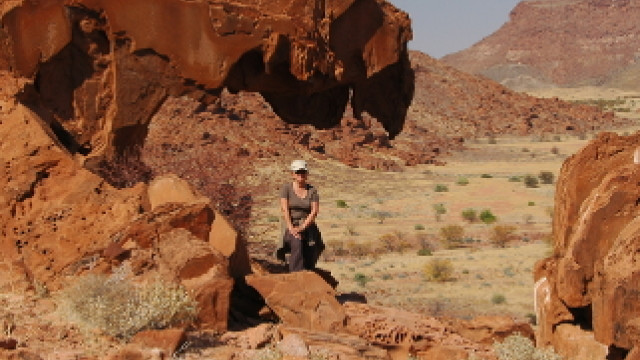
[289, 226, 302, 239]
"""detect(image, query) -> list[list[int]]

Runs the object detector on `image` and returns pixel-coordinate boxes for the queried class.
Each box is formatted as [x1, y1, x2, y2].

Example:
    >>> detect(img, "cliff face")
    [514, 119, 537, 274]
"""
[1, 0, 413, 160]
[535, 132, 640, 358]
[442, 0, 640, 91]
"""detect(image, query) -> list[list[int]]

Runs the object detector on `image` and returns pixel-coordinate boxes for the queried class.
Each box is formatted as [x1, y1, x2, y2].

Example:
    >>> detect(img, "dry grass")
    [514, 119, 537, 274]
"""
[493, 334, 562, 360]
[56, 272, 197, 339]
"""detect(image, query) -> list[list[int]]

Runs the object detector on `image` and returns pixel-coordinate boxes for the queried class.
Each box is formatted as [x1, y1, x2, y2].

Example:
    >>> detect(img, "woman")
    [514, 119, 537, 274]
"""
[276, 159, 324, 272]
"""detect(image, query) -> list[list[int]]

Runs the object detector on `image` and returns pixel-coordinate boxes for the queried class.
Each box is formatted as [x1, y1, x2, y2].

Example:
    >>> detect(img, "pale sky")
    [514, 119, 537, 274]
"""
[388, 0, 523, 58]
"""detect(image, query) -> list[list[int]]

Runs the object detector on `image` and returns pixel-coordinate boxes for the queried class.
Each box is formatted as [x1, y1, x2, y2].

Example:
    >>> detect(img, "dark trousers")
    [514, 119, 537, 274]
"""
[282, 223, 324, 272]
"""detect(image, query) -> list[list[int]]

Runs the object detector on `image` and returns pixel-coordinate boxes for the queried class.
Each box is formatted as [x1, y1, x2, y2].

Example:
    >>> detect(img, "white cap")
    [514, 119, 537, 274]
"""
[290, 159, 308, 172]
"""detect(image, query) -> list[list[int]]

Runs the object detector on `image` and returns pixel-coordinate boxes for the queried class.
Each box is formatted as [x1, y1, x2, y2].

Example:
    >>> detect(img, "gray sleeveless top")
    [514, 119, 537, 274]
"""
[279, 182, 319, 222]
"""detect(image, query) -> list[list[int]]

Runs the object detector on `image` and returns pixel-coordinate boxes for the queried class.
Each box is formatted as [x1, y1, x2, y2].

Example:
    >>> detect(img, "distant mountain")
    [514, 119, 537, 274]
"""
[441, 0, 640, 91]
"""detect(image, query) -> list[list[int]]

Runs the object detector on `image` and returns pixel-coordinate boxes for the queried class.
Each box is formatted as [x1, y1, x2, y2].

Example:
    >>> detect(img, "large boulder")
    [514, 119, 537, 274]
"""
[245, 271, 346, 332]
[1, 0, 413, 160]
[536, 132, 640, 356]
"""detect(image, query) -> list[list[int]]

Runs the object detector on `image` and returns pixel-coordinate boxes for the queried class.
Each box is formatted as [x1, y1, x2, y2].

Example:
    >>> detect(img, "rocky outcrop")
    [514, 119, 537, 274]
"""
[1, 0, 413, 161]
[442, 0, 640, 91]
[535, 132, 640, 358]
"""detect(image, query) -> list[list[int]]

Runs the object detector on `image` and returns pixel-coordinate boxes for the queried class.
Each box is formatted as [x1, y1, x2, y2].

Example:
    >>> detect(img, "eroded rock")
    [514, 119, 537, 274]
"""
[536, 132, 640, 354]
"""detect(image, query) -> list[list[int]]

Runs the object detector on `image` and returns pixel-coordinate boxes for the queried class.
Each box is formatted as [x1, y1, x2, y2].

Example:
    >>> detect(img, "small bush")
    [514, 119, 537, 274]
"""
[372, 211, 392, 224]
[508, 176, 522, 182]
[354, 273, 372, 287]
[434, 184, 449, 192]
[488, 136, 497, 144]
[379, 232, 412, 253]
[550, 146, 559, 155]
[480, 174, 493, 178]
[336, 200, 348, 208]
[325, 239, 348, 257]
[414, 224, 425, 230]
[57, 274, 197, 339]
[538, 171, 554, 184]
[417, 248, 432, 256]
[432, 203, 447, 222]
[521, 147, 530, 153]
[456, 177, 469, 186]
[493, 334, 563, 360]
[479, 209, 497, 225]
[344, 225, 358, 236]
[345, 240, 374, 258]
[266, 215, 280, 223]
[527, 201, 535, 206]
[491, 225, 516, 247]
[523, 175, 539, 188]
[491, 294, 506, 304]
[461, 208, 477, 223]
[440, 224, 464, 249]
[423, 258, 454, 282]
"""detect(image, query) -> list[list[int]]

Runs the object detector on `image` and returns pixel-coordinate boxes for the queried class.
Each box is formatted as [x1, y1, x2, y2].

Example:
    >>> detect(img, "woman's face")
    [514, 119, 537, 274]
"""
[292, 169, 308, 184]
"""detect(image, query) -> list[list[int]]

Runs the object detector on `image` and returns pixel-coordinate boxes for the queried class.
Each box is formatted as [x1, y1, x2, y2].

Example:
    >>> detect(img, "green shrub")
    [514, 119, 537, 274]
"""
[439, 224, 464, 249]
[417, 248, 432, 256]
[354, 273, 372, 287]
[423, 258, 454, 282]
[508, 176, 522, 182]
[336, 200, 348, 208]
[479, 209, 497, 225]
[527, 201, 535, 206]
[434, 184, 449, 192]
[456, 177, 469, 186]
[538, 171, 554, 184]
[461, 208, 477, 223]
[480, 174, 493, 178]
[432, 203, 447, 222]
[57, 274, 197, 339]
[523, 175, 538, 188]
[491, 294, 506, 304]
[521, 147, 530, 152]
[414, 224, 425, 231]
[491, 225, 516, 247]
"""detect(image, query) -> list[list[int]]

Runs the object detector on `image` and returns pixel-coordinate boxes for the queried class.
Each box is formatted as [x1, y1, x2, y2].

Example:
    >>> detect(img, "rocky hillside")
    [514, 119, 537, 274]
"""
[442, 0, 640, 91]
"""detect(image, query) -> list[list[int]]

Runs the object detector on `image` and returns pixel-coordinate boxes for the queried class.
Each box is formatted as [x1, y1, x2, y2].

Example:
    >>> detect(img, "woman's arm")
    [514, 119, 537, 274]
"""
[299, 201, 319, 231]
[280, 197, 300, 238]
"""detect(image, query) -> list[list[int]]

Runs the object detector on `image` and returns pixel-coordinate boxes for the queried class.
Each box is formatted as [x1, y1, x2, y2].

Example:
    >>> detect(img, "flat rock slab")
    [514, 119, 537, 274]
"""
[245, 271, 345, 332]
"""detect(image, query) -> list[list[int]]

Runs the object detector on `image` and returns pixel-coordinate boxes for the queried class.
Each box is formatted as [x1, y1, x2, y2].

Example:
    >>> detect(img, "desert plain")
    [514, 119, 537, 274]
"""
[249, 86, 640, 324]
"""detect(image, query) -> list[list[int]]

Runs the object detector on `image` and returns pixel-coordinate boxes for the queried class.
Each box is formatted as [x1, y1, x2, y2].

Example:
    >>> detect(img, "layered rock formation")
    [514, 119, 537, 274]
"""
[442, 0, 640, 91]
[1, 0, 413, 161]
[535, 132, 640, 359]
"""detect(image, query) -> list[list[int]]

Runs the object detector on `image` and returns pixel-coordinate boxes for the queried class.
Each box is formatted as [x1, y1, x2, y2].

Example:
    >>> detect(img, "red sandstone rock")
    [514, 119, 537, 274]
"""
[245, 271, 346, 332]
[551, 324, 607, 360]
[1, 0, 413, 162]
[210, 210, 252, 279]
[129, 328, 186, 356]
[536, 132, 640, 353]
[147, 174, 208, 210]
[449, 316, 534, 345]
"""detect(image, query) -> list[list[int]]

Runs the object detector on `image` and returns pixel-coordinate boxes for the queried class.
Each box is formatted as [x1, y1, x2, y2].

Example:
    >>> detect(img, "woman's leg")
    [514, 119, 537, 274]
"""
[286, 230, 305, 272]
